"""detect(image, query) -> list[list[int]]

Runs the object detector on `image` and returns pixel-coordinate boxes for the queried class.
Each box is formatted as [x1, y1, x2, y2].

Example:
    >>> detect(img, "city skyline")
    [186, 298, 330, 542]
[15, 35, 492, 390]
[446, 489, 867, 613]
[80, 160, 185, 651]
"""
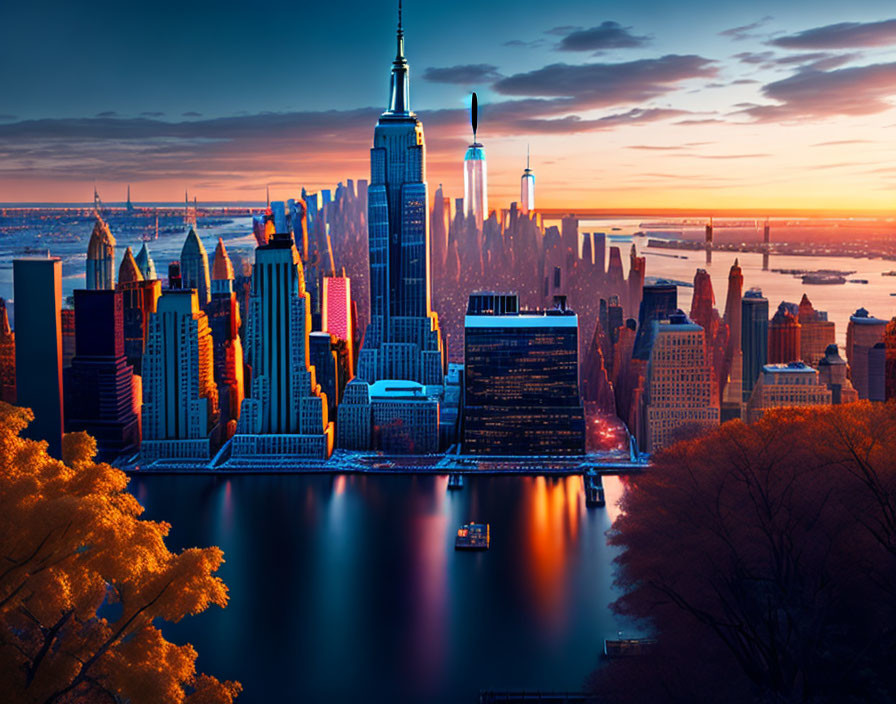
[1, 1, 896, 211]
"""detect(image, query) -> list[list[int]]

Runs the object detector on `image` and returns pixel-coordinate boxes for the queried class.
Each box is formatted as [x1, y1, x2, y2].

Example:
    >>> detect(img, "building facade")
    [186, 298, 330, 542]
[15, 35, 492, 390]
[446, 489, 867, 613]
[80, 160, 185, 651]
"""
[643, 311, 720, 453]
[86, 216, 115, 290]
[117, 247, 162, 376]
[180, 226, 212, 306]
[463, 292, 585, 455]
[141, 289, 219, 460]
[742, 288, 769, 402]
[745, 362, 832, 424]
[846, 308, 886, 400]
[14, 257, 64, 457]
[232, 229, 333, 459]
[65, 289, 140, 461]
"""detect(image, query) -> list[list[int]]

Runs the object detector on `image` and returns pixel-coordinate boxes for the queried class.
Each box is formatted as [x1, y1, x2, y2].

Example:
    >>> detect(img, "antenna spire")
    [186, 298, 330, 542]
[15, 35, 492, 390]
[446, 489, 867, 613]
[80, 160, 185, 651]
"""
[526, 144, 530, 170]
[471, 92, 479, 143]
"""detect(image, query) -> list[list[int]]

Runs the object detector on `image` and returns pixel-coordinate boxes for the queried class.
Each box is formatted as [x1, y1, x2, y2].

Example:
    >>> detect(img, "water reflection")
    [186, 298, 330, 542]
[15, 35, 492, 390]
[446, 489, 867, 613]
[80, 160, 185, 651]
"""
[131, 473, 633, 704]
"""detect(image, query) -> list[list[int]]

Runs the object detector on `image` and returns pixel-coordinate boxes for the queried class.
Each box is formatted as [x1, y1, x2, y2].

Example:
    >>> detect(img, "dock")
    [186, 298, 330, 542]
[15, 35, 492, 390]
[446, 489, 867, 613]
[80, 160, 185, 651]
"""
[584, 473, 605, 508]
[603, 638, 657, 659]
[447, 473, 464, 490]
[455, 523, 489, 550]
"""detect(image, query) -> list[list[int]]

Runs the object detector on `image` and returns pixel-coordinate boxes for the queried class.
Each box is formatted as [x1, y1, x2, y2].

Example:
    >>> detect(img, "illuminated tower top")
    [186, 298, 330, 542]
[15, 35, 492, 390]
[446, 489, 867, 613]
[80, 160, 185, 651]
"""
[87, 216, 116, 290]
[521, 145, 535, 214]
[387, 0, 410, 117]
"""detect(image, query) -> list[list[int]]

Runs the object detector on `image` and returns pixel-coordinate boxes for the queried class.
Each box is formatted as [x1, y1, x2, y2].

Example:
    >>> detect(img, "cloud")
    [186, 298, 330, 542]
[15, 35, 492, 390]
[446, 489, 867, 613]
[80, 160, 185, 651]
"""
[742, 61, 896, 121]
[182, 111, 203, 117]
[493, 55, 716, 110]
[503, 38, 545, 49]
[720, 16, 774, 41]
[771, 19, 896, 49]
[812, 139, 873, 146]
[140, 111, 165, 117]
[96, 111, 118, 117]
[733, 51, 860, 71]
[509, 108, 688, 134]
[693, 153, 771, 159]
[627, 145, 686, 151]
[422, 64, 503, 85]
[554, 22, 650, 51]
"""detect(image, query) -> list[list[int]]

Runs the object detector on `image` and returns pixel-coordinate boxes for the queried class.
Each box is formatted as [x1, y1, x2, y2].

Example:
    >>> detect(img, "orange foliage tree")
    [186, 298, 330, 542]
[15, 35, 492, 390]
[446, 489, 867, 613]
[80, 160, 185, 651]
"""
[0, 403, 240, 703]
[591, 402, 896, 703]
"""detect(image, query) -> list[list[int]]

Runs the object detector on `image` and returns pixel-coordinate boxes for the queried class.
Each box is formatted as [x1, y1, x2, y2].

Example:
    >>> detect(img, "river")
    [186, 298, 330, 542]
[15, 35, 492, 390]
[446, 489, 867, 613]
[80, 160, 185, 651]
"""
[129, 473, 631, 703]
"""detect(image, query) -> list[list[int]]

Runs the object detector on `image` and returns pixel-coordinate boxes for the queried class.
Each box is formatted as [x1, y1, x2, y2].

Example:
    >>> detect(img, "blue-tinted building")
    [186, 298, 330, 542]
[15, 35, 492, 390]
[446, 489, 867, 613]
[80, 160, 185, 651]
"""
[463, 292, 585, 456]
[742, 287, 769, 402]
[65, 289, 140, 461]
[14, 257, 64, 457]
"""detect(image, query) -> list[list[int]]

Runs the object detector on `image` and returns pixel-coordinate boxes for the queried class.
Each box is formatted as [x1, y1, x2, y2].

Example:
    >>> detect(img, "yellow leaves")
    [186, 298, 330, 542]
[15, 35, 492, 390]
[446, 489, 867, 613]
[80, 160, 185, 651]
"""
[0, 404, 239, 702]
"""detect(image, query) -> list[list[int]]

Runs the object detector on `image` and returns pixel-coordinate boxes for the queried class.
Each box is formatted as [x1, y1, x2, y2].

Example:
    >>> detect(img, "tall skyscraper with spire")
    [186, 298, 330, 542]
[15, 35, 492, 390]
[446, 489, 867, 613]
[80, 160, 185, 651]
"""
[463, 92, 488, 231]
[180, 226, 211, 306]
[521, 146, 535, 214]
[87, 216, 116, 290]
[345, 2, 449, 452]
[356, 2, 444, 388]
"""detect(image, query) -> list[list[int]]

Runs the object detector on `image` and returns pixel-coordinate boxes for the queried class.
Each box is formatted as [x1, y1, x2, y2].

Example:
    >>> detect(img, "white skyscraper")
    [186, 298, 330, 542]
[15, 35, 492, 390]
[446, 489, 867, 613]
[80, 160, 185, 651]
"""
[521, 146, 535, 214]
[463, 92, 487, 230]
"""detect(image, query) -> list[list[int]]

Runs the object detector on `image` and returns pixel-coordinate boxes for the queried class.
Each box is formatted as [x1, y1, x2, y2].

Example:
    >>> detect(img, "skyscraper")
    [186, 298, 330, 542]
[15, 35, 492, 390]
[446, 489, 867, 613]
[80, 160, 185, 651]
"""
[797, 294, 835, 367]
[86, 216, 115, 290]
[207, 238, 244, 439]
[117, 247, 161, 376]
[356, 7, 444, 392]
[141, 289, 219, 460]
[721, 258, 744, 418]
[742, 288, 769, 402]
[0, 298, 15, 403]
[768, 302, 801, 364]
[135, 242, 158, 280]
[643, 311, 719, 452]
[180, 226, 211, 306]
[14, 257, 64, 458]
[463, 292, 584, 455]
[520, 146, 535, 214]
[846, 308, 886, 399]
[633, 281, 678, 360]
[65, 289, 140, 461]
[463, 94, 488, 231]
[233, 227, 333, 459]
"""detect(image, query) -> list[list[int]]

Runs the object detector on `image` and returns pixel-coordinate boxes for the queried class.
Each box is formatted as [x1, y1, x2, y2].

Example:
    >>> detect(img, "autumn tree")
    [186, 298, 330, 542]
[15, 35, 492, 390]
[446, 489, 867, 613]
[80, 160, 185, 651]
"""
[590, 402, 896, 703]
[0, 403, 241, 704]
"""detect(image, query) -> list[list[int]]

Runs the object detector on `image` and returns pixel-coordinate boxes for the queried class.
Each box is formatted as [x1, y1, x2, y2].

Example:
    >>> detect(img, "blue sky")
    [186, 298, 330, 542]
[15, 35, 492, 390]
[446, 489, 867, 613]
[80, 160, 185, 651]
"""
[2, 0, 896, 208]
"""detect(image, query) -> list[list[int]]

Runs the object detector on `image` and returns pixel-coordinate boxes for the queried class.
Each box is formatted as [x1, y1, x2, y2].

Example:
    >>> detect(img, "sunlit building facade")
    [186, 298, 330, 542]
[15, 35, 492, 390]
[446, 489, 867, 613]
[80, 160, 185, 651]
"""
[643, 311, 720, 453]
[520, 153, 535, 214]
[86, 216, 115, 290]
[745, 362, 832, 424]
[463, 292, 585, 456]
[116, 247, 161, 376]
[846, 307, 886, 400]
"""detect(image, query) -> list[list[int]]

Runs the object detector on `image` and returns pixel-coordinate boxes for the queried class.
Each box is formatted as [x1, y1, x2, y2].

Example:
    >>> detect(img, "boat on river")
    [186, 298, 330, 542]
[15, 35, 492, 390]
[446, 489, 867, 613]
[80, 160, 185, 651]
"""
[455, 523, 489, 550]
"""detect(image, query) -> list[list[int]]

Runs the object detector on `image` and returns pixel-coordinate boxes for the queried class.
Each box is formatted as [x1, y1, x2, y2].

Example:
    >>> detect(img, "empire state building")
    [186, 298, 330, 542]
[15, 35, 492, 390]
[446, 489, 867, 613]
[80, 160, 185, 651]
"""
[357, 5, 445, 387]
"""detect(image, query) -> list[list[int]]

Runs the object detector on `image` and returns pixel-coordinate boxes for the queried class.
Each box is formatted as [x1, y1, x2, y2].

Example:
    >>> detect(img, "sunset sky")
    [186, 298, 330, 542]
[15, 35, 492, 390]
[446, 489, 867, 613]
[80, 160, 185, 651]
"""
[2, 0, 896, 211]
